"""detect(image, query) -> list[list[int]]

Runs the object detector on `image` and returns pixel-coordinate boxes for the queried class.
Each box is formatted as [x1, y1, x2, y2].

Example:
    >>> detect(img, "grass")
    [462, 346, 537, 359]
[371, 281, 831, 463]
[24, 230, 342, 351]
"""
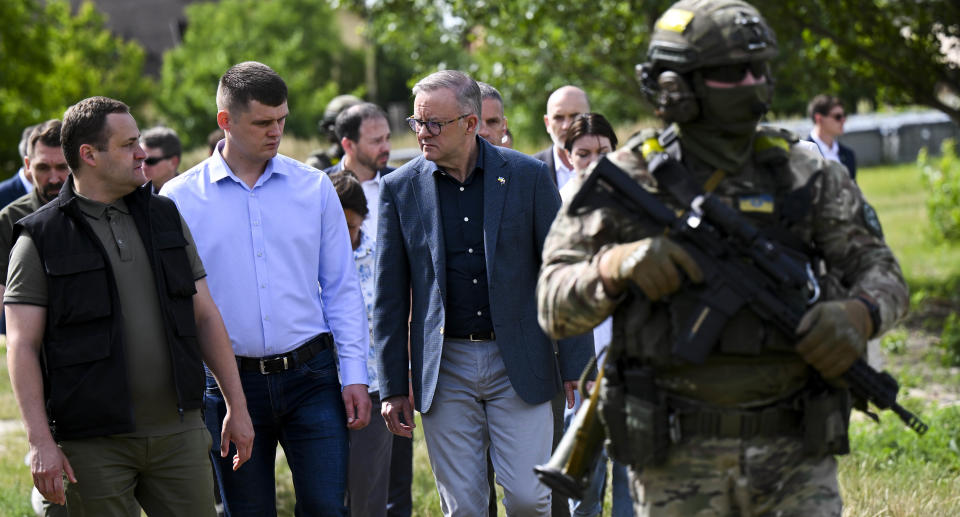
[857, 163, 960, 295]
[0, 161, 958, 515]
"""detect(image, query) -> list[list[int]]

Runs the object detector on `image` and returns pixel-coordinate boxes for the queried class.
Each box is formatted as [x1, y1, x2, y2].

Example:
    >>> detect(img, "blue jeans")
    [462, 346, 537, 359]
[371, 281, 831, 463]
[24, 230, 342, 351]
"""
[205, 347, 347, 517]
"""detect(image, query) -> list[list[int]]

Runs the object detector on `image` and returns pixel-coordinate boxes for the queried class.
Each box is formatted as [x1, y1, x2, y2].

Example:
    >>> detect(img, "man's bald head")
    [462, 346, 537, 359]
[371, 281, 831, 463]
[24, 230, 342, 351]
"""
[544, 86, 590, 149]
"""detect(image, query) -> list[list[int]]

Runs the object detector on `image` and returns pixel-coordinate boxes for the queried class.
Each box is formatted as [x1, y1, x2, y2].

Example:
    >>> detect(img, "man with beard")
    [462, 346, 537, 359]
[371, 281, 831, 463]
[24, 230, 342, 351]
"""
[325, 102, 394, 240]
[325, 102, 412, 517]
[0, 120, 69, 298]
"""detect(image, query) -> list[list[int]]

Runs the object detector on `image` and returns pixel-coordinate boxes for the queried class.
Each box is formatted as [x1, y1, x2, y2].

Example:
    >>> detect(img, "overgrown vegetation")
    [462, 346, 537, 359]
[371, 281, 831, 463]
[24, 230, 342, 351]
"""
[0, 0, 150, 173]
[920, 139, 960, 243]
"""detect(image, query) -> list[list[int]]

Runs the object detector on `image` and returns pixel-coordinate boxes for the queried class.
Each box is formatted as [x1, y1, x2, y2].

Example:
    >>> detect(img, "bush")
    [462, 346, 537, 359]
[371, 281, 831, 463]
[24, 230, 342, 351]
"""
[919, 139, 960, 243]
[938, 313, 960, 367]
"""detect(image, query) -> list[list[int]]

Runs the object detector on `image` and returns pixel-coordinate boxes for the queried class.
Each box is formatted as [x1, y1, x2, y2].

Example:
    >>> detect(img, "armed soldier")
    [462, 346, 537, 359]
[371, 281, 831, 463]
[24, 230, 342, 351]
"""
[536, 1, 909, 515]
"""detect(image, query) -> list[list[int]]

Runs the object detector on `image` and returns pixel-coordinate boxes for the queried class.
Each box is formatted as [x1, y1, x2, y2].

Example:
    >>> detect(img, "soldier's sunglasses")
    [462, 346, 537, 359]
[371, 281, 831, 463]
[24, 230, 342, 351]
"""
[700, 61, 767, 83]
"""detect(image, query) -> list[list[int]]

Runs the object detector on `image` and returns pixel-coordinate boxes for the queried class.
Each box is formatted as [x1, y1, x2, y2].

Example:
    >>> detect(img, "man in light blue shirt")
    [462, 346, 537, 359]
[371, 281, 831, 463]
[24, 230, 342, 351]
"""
[161, 61, 370, 517]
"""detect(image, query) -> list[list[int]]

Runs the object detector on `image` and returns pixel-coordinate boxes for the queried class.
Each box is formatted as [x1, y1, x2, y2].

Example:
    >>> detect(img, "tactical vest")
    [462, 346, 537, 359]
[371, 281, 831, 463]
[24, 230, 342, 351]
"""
[599, 126, 853, 466]
[14, 180, 202, 441]
[615, 125, 828, 368]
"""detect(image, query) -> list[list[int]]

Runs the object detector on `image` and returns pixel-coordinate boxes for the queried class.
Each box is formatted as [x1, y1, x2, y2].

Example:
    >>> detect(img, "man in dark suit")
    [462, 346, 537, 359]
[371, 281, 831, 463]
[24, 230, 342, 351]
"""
[532, 86, 590, 188]
[806, 94, 857, 180]
[0, 124, 41, 209]
[375, 70, 593, 515]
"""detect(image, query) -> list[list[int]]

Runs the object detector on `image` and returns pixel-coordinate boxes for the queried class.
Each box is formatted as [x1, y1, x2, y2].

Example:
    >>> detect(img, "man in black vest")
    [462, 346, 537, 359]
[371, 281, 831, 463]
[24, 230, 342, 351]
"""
[5, 96, 253, 516]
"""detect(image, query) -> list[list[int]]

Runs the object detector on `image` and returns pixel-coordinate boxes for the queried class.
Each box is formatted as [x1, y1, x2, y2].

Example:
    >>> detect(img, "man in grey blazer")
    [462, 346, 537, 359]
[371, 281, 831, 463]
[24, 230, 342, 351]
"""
[375, 70, 593, 516]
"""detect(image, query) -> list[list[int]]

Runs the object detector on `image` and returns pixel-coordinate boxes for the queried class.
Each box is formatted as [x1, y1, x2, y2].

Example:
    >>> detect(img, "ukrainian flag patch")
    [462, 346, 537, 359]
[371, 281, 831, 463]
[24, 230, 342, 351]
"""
[738, 194, 774, 213]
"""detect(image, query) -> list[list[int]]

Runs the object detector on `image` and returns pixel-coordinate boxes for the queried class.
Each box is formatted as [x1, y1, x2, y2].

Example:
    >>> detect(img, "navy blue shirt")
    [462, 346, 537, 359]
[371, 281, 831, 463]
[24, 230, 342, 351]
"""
[436, 151, 493, 337]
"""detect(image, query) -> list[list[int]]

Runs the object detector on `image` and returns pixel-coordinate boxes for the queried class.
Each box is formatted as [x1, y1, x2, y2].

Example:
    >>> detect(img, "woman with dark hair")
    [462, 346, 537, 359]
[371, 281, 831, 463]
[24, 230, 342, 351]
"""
[558, 113, 619, 201]
[557, 113, 634, 517]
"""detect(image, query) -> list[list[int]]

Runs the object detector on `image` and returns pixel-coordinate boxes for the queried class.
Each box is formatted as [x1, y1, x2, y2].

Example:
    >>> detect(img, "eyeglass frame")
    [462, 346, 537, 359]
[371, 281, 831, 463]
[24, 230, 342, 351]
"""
[143, 154, 176, 166]
[406, 114, 470, 136]
[827, 112, 846, 122]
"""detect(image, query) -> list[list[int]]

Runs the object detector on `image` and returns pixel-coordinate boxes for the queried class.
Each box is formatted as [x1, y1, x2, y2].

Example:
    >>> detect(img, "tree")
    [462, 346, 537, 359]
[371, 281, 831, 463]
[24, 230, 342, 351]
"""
[157, 0, 366, 149]
[757, 0, 960, 122]
[0, 0, 150, 174]
[352, 0, 960, 143]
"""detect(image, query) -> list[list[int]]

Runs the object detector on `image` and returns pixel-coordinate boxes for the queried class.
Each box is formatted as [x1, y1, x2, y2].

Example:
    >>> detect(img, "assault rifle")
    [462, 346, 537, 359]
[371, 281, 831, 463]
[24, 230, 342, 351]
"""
[568, 153, 927, 435]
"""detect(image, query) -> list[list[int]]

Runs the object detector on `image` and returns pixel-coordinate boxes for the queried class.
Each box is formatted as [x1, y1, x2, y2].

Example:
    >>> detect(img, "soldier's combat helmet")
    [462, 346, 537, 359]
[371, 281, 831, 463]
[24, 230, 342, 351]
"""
[637, 0, 778, 123]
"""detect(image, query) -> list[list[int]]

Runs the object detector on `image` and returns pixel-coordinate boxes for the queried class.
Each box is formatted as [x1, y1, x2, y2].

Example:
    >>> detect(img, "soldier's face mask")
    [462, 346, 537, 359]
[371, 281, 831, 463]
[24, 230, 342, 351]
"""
[676, 69, 772, 172]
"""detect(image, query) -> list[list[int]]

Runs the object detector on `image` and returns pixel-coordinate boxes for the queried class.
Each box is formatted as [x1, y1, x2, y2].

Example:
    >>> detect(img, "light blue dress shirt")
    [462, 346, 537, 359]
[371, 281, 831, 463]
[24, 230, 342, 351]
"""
[160, 148, 369, 386]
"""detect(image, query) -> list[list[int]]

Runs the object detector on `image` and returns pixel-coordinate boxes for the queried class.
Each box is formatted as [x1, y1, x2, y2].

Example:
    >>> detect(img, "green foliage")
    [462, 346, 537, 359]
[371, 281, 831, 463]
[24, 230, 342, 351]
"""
[848, 402, 960, 472]
[881, 328, 908, 356]
[157, 0, 365, 150]
[0, 0, 150, 174]
[920, 139, 960, 243]
[937, 313, 960, 367]
[350, 0, 960, 145]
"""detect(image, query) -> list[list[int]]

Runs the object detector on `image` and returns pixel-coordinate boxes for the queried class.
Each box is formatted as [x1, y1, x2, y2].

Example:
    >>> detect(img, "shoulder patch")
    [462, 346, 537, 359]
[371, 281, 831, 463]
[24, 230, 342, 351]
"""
[862, 202, 884, 238]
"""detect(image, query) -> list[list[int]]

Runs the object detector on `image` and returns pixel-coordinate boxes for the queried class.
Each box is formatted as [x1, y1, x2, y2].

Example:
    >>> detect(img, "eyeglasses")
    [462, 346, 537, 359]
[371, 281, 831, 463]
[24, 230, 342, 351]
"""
[144, 155, 175, 166]
[406, 114, 469, 136]
[828, 113, 846, 122]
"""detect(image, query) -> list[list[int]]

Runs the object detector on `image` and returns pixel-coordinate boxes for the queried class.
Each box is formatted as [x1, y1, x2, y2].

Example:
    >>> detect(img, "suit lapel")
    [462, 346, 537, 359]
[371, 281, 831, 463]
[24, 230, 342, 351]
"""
[483, 142, 509, 277]
[412, 160, 446, 299]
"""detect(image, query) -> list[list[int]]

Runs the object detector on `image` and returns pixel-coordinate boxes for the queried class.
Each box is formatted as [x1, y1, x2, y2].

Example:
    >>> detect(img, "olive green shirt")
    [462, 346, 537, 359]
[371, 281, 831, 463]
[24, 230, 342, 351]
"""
[0, 189, 44, 285]
[5, 191, 207, 436]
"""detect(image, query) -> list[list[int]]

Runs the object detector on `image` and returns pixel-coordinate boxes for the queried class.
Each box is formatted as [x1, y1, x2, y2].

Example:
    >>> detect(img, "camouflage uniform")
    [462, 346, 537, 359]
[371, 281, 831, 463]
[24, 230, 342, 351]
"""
[538, 124, 908, 517]
[536, 2, 908, 513]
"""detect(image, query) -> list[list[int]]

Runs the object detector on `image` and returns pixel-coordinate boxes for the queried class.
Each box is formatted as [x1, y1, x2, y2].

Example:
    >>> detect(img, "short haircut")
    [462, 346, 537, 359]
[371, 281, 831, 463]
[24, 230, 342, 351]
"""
[477, 81, 503, 105]
[216, 61, 288, 114]
[807, 94, 843, 122]
[563, 113, 618, 152]
[329, 170, 368, 217]
[412, 70, 482, 118]
[61, 96, 130, 172]
[19, 124, 41, 159]
[26, 119, 63, 159]
[141, 126, 182, 159]
[335, 102, 388, 143]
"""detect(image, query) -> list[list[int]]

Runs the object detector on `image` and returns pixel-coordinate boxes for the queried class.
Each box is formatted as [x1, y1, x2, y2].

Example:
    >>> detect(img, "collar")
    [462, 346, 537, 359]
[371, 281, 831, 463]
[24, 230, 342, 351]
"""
[73, 187, 131, 220]
[810, 132, 838, 155]
[353, 230, 374, 259]
[209, 139, 290, 186]
[552, 145, 573, 177]
[18, 168, 34, 192]
[433, 136, 486, 180]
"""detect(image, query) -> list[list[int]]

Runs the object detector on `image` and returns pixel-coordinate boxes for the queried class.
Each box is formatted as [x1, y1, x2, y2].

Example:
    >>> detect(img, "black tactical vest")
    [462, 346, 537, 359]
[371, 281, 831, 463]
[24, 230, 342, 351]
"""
[14, 179, 202, 440]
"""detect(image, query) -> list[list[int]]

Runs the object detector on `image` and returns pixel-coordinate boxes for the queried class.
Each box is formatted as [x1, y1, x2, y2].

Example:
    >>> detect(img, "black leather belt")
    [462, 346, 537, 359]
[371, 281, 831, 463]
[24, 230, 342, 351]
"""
[237, 333, 333, 374]
[448, 331, 496, 342]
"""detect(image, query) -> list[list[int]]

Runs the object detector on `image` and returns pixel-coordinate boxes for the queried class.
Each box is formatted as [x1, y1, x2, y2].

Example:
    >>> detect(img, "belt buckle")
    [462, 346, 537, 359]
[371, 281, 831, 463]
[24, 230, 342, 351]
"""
[259, 355, 289, 375]
[469, 333, 483, 342]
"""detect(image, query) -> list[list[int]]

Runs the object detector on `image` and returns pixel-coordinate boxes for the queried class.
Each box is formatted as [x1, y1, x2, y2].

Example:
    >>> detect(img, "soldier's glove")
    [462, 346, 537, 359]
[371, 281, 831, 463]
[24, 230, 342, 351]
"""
[795, 299, 875, 379]
[598, 236, 703, 301]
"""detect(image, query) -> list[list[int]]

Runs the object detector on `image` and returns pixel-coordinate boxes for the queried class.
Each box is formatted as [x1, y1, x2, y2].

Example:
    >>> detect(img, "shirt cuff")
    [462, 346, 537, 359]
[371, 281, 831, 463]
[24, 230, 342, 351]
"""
[339, 357, 370, 387]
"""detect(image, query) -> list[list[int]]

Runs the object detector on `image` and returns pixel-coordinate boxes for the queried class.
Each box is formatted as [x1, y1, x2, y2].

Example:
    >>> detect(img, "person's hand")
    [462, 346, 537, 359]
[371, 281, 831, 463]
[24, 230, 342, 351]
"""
[220, 404, 254, 470]
[381, 395, 415, 438]
[30, 439, 76, 506]
[598, 237, 703, 300]
[563, 380, 578, 409]
[796, 299, 874, 379]
[343, 384, 372, 430]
